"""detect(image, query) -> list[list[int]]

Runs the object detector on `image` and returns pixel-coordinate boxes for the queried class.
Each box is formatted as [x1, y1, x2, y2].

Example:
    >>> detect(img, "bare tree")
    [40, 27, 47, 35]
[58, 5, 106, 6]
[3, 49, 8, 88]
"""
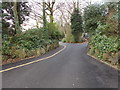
[28, 0, 43, 28]
[45, 0, 61, 23]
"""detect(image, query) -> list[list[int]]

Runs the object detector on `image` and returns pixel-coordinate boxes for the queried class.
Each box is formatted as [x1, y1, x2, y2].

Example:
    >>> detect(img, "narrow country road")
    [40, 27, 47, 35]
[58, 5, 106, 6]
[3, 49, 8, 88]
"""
[2, 43, 119, 88]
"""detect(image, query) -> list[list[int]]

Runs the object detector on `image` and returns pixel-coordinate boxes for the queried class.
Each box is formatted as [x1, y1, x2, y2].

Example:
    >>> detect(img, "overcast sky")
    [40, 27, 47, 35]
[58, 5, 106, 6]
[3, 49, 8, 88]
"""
[22, 0, 116, 30]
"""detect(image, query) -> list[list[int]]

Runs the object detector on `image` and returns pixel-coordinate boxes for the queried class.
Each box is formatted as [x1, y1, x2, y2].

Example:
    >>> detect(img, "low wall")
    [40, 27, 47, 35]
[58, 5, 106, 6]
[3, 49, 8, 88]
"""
[2, 42, 59, 65]
[87, 45, 119, 69]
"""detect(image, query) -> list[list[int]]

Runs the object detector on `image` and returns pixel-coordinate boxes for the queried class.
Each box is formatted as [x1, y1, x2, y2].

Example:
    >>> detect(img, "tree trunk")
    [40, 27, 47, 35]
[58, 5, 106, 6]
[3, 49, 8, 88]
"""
[77, 0, 79, 9]
[43, 0, 48, 39]
[43, 1, 47, 29]
[50, 11, 53, 23]
[12, 1, 20, 34]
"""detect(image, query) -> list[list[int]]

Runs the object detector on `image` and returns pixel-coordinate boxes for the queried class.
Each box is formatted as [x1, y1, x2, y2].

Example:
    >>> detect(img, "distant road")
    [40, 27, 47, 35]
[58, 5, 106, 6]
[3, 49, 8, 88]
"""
[2, 43, 119, 88]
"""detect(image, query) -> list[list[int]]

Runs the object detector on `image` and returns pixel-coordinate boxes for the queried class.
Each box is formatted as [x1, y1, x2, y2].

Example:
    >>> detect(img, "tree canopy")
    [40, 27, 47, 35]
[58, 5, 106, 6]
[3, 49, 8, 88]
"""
[2, 2, 30, 36]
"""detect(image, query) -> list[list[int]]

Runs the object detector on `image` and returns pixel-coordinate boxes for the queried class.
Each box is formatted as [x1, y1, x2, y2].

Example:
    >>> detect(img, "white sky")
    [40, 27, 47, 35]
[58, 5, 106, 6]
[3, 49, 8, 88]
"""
[22, 0, 115, 30]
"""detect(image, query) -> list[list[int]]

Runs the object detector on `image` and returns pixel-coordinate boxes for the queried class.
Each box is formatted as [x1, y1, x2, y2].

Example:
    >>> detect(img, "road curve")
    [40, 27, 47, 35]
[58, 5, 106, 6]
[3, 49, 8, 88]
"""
[2, 43, 119, 88]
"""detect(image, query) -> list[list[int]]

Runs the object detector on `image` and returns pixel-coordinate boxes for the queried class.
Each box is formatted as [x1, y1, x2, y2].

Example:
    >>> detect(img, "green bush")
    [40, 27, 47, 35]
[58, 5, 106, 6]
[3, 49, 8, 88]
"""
[46, 22, 62, 40]
[83, 4, 103, 34]
[2, 27, 59, 61]
[62, 38, 66, 43]
[2, 35, 12, 56]
[96, 24, 109, 34]
[62, 33, 74, 43]
[88, 34, 119, 59]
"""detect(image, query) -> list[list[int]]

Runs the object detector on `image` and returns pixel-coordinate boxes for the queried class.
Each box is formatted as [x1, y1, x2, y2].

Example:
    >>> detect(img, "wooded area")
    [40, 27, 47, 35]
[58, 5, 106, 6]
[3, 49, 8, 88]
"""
[0, 1, 119, 68]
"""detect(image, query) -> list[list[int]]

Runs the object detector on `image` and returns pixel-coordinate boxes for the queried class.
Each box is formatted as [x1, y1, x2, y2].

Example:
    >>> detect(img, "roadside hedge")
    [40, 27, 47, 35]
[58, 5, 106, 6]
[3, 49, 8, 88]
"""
[2, 28, 60, 64]
[88, 34, 120, 65]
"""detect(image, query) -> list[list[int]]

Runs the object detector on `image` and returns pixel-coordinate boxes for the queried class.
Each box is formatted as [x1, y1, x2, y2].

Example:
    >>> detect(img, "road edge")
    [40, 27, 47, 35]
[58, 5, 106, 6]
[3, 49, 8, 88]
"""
[0, 45, 67, 73]
[87, 53, 119, 71]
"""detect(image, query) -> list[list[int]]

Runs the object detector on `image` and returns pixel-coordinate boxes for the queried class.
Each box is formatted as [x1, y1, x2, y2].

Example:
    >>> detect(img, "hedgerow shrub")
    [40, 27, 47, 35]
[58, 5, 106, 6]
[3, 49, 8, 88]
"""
[2, 28, 59, 61]
[88, 34, 119, 59]
[46, 22, 62, 40]
[62, 33, 74, 43]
